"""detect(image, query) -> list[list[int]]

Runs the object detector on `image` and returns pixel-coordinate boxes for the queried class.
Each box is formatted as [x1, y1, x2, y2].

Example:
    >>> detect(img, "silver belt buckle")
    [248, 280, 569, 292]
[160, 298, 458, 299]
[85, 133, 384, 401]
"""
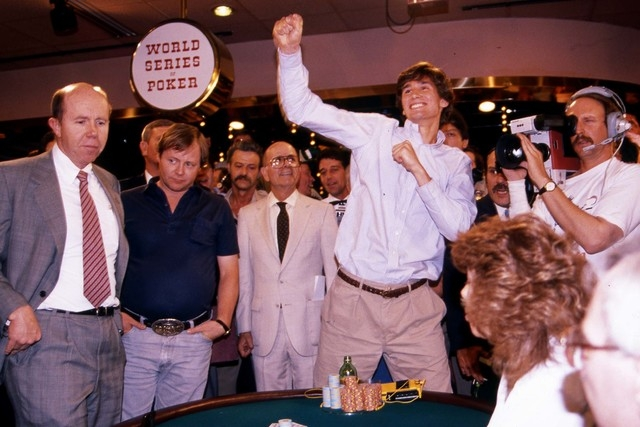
[151, 318, 184, 336]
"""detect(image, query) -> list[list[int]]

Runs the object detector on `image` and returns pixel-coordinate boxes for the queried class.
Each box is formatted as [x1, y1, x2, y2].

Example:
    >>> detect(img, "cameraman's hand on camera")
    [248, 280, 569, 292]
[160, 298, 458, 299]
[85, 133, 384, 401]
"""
[518, 133, 552, 188]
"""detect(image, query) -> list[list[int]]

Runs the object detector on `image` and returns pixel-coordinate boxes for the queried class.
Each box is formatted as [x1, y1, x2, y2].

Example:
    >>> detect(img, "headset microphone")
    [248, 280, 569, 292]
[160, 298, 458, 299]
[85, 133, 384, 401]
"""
[582, 136, 615, 152]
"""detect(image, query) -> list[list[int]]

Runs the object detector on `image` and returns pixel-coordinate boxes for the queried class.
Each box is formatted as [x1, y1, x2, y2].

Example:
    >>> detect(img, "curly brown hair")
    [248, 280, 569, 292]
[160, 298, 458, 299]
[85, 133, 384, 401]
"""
[451, 214, 594, 391]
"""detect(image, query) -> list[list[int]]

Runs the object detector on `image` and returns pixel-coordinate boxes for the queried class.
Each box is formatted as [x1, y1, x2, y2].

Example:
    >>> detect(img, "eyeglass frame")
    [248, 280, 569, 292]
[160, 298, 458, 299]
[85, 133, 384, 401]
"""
[564, 329, 620, 353]
[268, 155, 300, 169]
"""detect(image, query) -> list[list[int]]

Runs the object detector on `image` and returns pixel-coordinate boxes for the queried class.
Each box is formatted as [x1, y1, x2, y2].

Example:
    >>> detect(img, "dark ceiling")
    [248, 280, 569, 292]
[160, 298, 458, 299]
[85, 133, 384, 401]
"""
[1, 0, 640, 175]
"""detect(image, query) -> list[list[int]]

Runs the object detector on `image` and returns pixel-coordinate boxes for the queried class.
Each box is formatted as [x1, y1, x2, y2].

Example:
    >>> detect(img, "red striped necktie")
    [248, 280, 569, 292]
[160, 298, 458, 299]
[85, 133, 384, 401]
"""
[77, 171, 110, 307]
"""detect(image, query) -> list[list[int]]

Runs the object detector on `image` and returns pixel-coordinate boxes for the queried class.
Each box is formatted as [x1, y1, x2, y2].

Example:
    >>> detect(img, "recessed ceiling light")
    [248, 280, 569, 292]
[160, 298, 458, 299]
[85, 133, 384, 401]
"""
[229, 120, 244, 130]
[213, 5, 233, 17]
[478, 101, 496, 112]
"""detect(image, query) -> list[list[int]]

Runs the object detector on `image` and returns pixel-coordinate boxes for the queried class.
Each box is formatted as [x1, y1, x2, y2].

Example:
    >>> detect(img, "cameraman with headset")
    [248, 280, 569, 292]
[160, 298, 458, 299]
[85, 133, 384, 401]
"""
[502, 86, 640, 276]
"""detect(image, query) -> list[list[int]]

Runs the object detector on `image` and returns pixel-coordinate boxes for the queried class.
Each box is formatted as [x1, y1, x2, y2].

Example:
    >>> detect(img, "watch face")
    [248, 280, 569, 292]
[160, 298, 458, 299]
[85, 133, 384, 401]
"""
[545, 182, 557, 191]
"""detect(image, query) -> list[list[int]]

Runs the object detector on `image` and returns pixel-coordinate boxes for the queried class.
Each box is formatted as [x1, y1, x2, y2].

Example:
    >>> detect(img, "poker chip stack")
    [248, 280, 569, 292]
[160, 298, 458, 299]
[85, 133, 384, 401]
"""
[362, 383, 382, 411]
[339, 377, 382, 413]
[340, 376, 360, 413]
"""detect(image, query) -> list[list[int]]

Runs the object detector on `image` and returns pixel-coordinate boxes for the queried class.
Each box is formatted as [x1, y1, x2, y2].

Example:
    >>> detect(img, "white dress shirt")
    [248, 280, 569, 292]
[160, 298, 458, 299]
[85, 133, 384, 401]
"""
[267, 191, 298, 250]
[278, 50, 476, 283]
[39, 145, 120, 311]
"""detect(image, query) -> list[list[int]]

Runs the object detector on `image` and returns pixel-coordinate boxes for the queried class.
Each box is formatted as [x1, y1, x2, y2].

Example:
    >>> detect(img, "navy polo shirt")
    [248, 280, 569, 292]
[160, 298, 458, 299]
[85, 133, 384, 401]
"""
[120, 180, 238, 321]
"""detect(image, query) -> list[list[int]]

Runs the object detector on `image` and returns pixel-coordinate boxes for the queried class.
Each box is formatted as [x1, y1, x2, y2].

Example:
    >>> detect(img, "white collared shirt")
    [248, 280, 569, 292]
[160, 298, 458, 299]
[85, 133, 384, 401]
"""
[267, 190, 299, 250]
[38, 145, 120, 311]
[278, 50, 476, 283]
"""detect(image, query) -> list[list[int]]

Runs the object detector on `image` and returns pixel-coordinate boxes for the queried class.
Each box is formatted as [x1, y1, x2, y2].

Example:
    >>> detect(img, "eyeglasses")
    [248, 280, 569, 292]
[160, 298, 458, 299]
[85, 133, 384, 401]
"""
[565, 329, 620, 353]
[269, 155, 300, 169]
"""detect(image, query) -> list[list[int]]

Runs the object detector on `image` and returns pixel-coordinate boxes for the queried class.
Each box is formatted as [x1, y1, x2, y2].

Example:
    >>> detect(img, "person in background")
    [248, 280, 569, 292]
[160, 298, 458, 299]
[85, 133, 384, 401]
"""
[317, 147, 351, 225]
[120, 119, 174, 190]
[297, 160, 321, 199]
[225, 135, 268, 219]
[205, 134, 266, 398]
[463, 145, 487, 199]
[274, 14, 476, 391]
[440, 109, 486, 198]
[236, 141, 337, 391]
[576, 241, 640, 427]
[503, 86, 640, 276]
[451, 214, 594, 427]
[0, 82, 129, 426]
[119, 123, 239, 420]
[443, 148, 509, 401]
[617, 112, 640, 163]
[42, 130, 57, 153]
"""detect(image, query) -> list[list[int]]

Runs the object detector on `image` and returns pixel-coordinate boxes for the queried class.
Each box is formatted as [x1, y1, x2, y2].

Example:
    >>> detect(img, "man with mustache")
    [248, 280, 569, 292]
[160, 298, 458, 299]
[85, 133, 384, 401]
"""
[225, 134, 268, 220]
[503, 86, 640, 275]
[443, 148, 511, 399]
[206, 134, 267, 397]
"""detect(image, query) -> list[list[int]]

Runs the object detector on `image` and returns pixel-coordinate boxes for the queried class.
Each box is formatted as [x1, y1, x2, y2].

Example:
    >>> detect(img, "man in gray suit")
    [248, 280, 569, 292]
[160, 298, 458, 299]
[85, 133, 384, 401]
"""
[0, 82, 129, 426]
[236, 141, 338, 391]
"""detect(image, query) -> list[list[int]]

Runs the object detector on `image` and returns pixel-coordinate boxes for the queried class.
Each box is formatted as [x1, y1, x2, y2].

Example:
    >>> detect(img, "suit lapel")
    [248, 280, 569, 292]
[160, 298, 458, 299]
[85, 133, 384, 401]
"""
[256, 199, 280, 262]
[31, 154, 66, 254]
[281, 197, 311, 268]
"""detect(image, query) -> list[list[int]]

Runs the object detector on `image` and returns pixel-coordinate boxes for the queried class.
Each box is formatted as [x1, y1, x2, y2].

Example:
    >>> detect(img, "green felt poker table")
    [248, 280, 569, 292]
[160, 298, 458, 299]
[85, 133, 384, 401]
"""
[115, 389, 493, 427]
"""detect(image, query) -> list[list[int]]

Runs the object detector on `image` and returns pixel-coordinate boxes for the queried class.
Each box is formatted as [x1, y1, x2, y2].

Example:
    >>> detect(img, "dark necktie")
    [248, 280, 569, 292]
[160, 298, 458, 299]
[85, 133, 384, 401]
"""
[276, 201, 289, 262]
[330, 199, 347, 225]
[78, 171, 111, 307]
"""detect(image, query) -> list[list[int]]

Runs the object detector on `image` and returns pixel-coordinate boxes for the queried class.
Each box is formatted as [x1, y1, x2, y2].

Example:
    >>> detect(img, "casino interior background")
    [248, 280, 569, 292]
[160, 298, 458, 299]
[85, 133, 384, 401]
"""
[1, 0, 639, 179]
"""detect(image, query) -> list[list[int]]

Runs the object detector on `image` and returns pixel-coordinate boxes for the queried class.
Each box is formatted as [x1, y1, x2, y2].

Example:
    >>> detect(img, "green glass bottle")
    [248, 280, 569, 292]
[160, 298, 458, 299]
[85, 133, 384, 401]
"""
[338, 355, 357, 383]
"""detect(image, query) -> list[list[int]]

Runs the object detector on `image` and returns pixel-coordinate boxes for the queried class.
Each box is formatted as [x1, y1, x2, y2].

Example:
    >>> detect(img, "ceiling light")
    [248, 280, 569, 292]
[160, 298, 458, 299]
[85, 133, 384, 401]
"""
[229, 120, 244, 130]
[213, 5, 234, 17]
[478, 101, 496, 112]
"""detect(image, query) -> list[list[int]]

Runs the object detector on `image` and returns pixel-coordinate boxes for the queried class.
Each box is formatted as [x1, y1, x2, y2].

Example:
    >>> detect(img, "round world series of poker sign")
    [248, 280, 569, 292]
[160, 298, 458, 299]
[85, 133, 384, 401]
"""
[130, 19, 234, 119]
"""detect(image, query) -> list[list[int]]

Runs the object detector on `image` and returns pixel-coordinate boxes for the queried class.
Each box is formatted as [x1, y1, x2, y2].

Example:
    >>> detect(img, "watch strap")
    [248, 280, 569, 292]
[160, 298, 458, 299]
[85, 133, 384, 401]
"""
[538, 180, 556, 195]
[214, 318, 231, 336]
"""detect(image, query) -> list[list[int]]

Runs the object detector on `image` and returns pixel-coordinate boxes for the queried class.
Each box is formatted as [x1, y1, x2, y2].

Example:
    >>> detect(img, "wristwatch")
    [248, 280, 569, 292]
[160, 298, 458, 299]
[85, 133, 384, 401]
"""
[214, 318, 231, 337]
[538, 180, 557, 195]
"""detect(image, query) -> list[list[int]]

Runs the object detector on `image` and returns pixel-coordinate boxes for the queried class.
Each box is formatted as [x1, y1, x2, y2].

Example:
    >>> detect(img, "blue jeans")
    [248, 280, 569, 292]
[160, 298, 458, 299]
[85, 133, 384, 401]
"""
[121, 327, 212, 421]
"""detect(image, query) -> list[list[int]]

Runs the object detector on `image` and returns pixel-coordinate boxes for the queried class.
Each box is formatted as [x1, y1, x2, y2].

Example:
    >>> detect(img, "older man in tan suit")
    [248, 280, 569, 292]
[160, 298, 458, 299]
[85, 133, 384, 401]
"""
[236, 141, 337, 391]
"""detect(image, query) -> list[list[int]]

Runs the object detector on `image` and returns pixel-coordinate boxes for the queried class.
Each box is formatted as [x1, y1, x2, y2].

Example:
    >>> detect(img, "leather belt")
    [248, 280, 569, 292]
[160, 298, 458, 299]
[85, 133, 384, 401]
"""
[337, 269, 433, 299]
[51, 306, 117, 316]
[122, 307, 210, 336]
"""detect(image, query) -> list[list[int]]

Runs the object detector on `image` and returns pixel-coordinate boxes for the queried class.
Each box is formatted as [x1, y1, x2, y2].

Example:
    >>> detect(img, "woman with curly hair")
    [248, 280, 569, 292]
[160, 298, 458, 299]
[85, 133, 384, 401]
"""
[451, 214, 595, 426]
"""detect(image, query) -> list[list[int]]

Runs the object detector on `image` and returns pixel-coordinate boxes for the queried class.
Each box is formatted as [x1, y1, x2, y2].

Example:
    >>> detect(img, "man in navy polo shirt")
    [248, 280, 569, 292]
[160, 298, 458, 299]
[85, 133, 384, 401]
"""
[119, 123, 239, 421]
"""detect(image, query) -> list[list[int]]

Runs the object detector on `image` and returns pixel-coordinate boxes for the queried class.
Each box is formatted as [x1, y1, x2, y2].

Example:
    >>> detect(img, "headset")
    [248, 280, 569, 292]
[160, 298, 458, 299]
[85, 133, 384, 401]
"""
[567, 86, 631, 142]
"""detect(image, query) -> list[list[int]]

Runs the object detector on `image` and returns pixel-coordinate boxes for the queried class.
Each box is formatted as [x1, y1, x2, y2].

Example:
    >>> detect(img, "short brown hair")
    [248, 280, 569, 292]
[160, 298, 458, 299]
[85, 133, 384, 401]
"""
[158, 123, 209, 166]
[396, 61, 454, 116]
[141, 119, 175, 142]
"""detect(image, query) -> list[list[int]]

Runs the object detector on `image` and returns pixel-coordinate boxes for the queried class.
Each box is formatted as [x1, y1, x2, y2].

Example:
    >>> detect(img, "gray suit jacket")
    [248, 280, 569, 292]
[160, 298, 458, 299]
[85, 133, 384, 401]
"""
[236, 192, 338, 357]
[0, 151, 129, 371]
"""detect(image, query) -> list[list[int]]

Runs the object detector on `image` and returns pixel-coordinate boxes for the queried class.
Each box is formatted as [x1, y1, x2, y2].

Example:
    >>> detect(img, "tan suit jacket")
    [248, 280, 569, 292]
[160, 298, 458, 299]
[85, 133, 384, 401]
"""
[236, 192, 337, 357]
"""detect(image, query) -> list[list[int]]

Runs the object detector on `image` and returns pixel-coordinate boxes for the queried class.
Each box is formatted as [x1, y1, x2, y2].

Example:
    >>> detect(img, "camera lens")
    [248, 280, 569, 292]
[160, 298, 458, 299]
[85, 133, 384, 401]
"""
[496, 134, 550, 169]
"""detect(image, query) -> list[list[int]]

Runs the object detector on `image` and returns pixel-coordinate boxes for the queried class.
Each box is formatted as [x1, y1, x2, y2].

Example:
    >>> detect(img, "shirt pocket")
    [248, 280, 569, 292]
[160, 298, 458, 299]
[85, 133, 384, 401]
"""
[190, 217, 219, 247]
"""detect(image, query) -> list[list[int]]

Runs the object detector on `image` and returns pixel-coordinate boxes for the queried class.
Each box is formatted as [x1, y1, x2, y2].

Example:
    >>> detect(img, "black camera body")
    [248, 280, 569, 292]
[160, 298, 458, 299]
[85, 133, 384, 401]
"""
[495, 114, 579, 185]
[496, 134, 550, 169]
